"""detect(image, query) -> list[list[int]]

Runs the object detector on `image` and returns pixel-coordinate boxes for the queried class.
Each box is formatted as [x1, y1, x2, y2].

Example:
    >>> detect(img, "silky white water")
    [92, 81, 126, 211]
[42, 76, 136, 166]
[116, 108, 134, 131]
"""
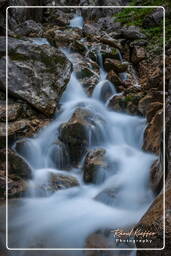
[8, 37, 156, 253]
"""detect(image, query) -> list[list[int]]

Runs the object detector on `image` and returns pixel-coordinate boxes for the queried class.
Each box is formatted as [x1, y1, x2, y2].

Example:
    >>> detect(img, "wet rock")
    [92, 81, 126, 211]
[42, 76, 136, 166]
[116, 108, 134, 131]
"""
[0, 37, 72, 116]
[14, 19, 43, 37]
[38, 173, 79, 195]
[104, 58, 128, 73]
[0, 148, 32, 179]
[131, 46, 146, 64]
[71, 53, 100, 94]
[83, 148, 106, 184]
[143, 8, 163, 28]
[0, 170, 27, 199]
[45, 27, 82, 47]
[121, 28, 146, 40]
[95, 187, 118, 206]
[143, 109, 163, 154]
[135, 188, 171, 251]
[0, 102, 22, 122]
[59, 108, 90, 166]
[107, 70, 122, 87]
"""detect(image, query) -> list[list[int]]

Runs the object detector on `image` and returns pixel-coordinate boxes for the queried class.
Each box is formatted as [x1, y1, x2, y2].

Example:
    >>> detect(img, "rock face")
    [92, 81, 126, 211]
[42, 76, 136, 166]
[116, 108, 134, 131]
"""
[135, 188, 171, 252]
[83, 148, 106, 184]
[143, 109, 163, 154]
[0, 37, 72, 116]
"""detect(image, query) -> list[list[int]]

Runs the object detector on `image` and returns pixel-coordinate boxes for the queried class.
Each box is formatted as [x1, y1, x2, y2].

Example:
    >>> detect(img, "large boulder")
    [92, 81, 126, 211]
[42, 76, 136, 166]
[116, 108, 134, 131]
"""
[59, 108, 90, 166]
[83, 148, 106, 184]
[0, 37, 72, 116]
[59, 108, 104, 166]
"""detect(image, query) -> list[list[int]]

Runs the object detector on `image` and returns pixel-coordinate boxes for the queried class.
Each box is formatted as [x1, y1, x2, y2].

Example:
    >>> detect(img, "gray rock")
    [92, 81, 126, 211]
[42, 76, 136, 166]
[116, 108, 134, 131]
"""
[121, 28, 146, 40]
[14, 19, 43, 37]
[0, 37, 72, 116]
[143, 8, 164, 28]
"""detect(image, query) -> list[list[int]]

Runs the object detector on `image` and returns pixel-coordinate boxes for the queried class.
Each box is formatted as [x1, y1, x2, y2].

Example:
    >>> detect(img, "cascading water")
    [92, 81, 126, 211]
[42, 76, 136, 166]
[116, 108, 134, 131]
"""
[8, 16, 157, 255]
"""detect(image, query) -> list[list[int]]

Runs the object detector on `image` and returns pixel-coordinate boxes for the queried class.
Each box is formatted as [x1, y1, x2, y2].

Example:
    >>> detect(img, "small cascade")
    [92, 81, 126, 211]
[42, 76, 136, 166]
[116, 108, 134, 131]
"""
[118, 50, 128, 81]
[69, 15, 84, 29]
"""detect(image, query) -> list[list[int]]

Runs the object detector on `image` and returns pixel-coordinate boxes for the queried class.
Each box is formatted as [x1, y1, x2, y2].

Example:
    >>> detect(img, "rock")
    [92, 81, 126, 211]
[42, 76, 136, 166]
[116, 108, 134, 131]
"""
[0, 37, 72, 116]
[83, 24, 100, 38]
[143, 9, 163, 28]
[59, 108, 104, 166]
[0, 170, 27, 199]
[138, 95, 157, 115]
[70, 53, 100, 94]
[59, 108, 90, 166]
[0, 119, 49, 148]
[98, 17, 122, 33]
[0, 148, 32, 178]
[8, 1, 43, 29]
[14, 19, 43, 37]
[104, 58, 128, 73]
[70, 40, 87, 55]
[107, 70, 122, 87]
[49, 173, 79, 190]
[85, 229, 132, 255]
[146, 102, 163, 122]
[150, 159, 163, 195]
[45, 27, 82, 47]
[131, 46, 146, 63]
[108, 93, 143, 115]
[0, 102, 22, 122]
[134, 188, 171, 251]
[37, 173, 79, 196]
[121, 28, 146, 40]
[100, 35, 121, 49]
[95, 188, 118, 206]
[100, 44, 120, 60]
[130, 39, 148, 47]
[44, 8, 72, 26]
[83, 148, 106, 184]
[143, 109, 163, 154]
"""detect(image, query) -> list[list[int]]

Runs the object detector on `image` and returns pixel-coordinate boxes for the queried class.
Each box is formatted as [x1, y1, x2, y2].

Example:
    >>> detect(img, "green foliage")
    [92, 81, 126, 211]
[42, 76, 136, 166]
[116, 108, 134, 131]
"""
[113, 0, 171, 54]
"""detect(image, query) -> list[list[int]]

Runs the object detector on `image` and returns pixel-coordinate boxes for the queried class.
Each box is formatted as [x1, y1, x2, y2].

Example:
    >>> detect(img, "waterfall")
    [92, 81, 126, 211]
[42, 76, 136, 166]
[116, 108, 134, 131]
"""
[7, 15, 156, 252]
